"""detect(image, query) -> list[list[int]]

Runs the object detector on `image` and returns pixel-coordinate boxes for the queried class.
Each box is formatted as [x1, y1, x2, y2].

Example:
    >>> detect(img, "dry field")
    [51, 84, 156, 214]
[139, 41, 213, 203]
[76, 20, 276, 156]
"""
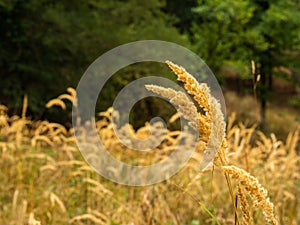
[0, 62, 299, 225]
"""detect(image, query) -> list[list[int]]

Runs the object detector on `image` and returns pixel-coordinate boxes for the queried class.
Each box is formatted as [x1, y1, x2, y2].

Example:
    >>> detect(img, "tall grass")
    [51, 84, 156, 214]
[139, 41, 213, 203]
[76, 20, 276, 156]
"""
[0, 63, 299, 225]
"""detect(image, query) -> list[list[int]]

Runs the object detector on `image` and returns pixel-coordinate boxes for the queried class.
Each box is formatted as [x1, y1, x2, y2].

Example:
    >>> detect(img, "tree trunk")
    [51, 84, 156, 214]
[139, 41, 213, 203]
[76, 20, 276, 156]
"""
[259, 52, 272, 131]
[260, 69, 267, 130]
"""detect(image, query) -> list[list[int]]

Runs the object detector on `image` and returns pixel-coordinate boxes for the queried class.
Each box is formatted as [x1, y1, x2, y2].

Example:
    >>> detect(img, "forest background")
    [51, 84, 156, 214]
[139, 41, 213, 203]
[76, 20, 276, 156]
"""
[1, 0, 300, 138]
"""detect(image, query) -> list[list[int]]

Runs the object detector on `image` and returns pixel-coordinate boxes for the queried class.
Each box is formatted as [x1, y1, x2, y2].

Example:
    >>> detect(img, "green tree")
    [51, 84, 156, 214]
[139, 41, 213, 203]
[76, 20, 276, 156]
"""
[191, 0, 300, 128]
[0, 0, 187, 122]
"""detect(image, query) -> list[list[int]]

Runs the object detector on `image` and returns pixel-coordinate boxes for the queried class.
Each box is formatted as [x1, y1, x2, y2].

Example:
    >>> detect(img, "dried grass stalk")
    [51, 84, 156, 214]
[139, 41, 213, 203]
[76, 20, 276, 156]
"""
[28, 213, 41, 225]
[46, 99, 66, 110]
[223, 165, 277, 225]
[166, 60, 211, 112]
[165, 61, 226, 169]
[238, 184, 253, 225]
[145, 85, 199, 130]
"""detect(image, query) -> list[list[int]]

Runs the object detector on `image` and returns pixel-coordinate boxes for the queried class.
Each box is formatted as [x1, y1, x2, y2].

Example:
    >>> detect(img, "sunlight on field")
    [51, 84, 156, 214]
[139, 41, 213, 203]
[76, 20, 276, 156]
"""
[0, 63, 299, 225]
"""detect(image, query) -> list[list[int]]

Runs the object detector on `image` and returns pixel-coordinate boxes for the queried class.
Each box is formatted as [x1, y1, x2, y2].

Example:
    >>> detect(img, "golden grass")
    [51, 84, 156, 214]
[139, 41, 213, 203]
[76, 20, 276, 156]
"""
[0, 63, 299, 224]
[223, 165, 276, 224]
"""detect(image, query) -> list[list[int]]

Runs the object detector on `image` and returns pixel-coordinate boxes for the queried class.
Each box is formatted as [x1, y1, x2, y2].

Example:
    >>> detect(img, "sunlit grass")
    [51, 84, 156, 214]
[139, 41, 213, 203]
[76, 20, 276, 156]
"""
[0, 62, 299, 224]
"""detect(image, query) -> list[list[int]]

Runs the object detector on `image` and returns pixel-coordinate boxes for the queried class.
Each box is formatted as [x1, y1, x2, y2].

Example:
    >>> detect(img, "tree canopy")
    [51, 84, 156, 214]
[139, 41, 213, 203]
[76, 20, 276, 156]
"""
[0, 0, 186, 119]
[190, 0, 300, 127]
[0, 0, 299, 127]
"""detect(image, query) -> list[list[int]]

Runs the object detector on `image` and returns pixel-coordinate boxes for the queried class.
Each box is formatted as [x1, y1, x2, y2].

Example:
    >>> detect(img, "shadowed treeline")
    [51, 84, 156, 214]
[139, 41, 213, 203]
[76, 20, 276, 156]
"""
[0, 0, 300, 131]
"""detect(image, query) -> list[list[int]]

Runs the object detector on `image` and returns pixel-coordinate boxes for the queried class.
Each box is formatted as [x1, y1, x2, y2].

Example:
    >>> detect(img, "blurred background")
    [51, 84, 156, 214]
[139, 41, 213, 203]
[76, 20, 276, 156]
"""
[1, 0, 300, 138]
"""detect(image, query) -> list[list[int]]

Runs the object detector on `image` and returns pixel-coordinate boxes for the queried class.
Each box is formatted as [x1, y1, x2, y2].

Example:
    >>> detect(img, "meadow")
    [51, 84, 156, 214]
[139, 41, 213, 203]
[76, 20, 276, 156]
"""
[0, 62, 299, 225]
